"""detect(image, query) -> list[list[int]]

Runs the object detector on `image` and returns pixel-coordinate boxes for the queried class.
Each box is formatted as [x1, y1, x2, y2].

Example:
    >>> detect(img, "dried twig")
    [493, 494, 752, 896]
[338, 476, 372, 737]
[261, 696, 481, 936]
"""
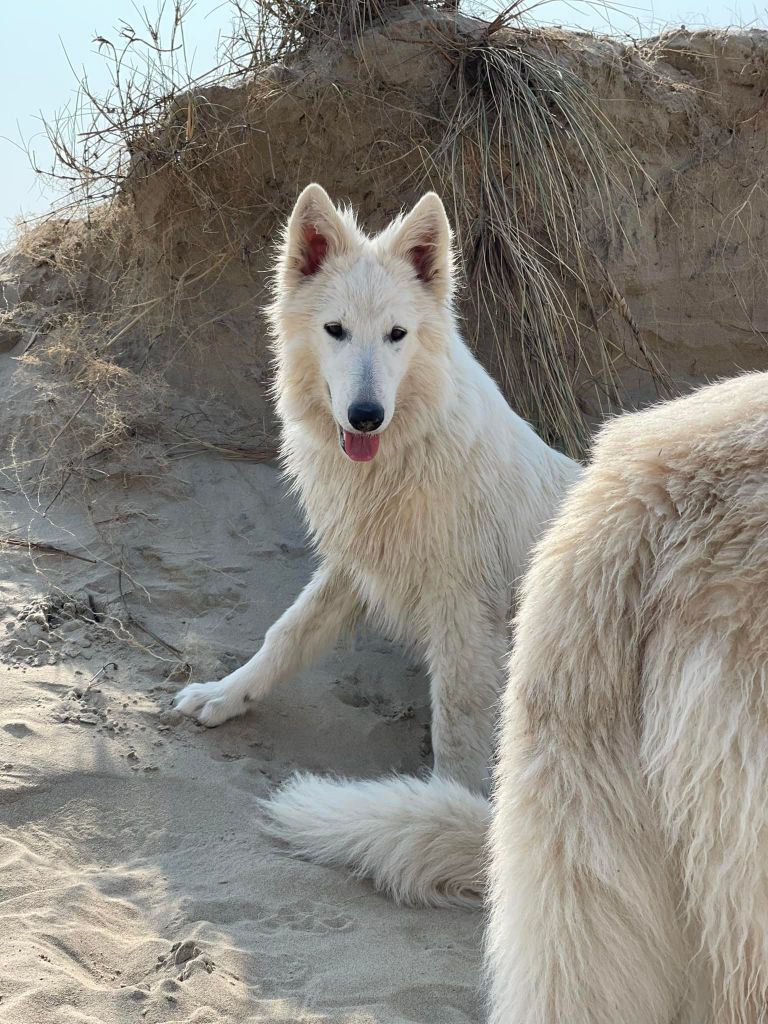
[117, 565, 183, 657]
[1, 535, 98, 564]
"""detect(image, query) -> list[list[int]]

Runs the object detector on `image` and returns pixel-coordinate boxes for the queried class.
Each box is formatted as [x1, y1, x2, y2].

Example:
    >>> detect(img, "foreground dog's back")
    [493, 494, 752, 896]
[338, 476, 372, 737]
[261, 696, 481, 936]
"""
[490, 370, 768, 1023]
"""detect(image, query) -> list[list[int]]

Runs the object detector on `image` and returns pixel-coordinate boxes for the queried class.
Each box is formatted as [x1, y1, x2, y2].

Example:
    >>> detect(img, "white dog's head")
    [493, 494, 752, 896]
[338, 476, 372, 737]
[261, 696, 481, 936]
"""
[268, 184, 455, 462]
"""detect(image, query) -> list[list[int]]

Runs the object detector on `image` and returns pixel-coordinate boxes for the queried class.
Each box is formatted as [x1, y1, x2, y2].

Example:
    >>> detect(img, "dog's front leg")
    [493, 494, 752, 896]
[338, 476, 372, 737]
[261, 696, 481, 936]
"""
[174, 565, 361, 727]
[425, 604, 507, 795]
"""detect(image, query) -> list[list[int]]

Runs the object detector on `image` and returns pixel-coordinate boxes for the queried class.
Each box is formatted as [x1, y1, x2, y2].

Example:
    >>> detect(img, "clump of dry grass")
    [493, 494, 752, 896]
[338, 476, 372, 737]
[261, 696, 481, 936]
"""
[228, 0, 447, 65]
[433, 22, 673, 451]
[37, 1, 221, 210]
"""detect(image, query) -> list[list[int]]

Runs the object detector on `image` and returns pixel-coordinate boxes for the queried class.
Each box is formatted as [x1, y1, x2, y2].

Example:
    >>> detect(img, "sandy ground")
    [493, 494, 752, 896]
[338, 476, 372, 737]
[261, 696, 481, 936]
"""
[0, 331, 483, 1023]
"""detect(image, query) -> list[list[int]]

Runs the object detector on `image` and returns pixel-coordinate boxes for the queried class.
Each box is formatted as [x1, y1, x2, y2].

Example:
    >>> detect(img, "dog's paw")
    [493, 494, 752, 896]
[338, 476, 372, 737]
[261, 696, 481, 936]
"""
[173, 679, 248, 727]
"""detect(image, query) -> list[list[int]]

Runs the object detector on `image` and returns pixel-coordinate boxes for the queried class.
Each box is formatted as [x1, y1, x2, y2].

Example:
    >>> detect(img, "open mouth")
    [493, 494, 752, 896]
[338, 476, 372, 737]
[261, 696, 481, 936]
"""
[338, 425, 381, 462]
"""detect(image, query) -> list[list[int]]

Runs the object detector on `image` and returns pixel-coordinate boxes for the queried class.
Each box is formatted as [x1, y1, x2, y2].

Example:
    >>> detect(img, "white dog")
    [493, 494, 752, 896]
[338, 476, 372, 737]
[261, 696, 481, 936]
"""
[488, 370, 768, 1023]
[174, 183, 579, 794]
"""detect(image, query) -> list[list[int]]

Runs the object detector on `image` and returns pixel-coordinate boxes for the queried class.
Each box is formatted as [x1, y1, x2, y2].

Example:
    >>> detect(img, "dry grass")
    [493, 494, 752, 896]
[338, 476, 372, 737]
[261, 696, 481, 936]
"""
[227, 0, 448, 65]
[432, 25, 647, 451]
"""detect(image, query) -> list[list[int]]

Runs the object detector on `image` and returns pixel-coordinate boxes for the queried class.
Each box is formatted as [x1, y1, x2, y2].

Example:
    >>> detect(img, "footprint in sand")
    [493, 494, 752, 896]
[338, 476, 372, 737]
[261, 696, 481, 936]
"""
[334, 674, 416, 721]
[260, 902, 355, 936]
[155, 939, 215, 983]
[3, 721, 34, 738]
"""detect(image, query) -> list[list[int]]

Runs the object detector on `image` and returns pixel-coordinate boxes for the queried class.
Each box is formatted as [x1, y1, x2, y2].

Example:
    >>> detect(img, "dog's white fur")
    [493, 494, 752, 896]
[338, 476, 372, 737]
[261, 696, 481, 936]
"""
[488, 370, 768, 1024]
[174, 184, 578, 793]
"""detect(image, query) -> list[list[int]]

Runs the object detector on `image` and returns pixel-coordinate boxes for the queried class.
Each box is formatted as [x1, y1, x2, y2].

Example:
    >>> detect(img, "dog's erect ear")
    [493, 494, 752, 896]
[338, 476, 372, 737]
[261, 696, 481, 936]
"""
[281, 184, 350, 283]
[387, 193, 453, 299]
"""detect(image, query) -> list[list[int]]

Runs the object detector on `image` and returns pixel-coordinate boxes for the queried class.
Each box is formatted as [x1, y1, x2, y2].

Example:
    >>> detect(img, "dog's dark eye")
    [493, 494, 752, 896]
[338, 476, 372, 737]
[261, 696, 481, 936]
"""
[324, 322, 344, 339]
[389, 327, 407, 343]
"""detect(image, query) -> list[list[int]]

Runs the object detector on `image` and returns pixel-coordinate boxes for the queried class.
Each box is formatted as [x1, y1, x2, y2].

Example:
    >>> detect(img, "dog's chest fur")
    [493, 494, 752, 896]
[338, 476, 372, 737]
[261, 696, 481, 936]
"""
[287, 434, 536, 642]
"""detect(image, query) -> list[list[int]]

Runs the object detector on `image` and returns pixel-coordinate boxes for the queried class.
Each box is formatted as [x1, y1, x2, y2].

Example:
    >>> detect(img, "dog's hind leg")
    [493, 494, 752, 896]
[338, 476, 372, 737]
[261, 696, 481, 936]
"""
[488, 453, 687, 1024]
[174, 565, 361, 726]
[642, 625, 768, 1022]
[425, 599, 507, 795]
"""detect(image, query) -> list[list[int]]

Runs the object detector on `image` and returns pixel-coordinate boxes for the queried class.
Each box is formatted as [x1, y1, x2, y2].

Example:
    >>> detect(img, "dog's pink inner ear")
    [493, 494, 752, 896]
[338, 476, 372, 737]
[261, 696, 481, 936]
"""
[408, 243, 435, 283]
[300, 224, 329, 276]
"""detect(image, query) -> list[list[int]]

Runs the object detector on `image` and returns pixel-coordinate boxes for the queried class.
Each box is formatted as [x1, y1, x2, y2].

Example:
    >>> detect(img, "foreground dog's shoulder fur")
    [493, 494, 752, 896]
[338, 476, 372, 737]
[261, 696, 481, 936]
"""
[489, 369, 768, 1023]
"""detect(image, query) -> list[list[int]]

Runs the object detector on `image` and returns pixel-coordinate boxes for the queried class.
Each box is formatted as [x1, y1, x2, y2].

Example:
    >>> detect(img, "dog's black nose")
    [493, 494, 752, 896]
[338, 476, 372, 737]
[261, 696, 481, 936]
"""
[347, 401, 384, 433]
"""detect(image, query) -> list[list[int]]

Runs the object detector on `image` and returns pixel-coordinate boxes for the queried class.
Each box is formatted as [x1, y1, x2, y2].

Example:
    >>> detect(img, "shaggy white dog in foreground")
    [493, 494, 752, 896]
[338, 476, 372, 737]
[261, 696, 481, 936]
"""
[489, 369, 768, 1023]
[267, 371, 768, 1023]
[175, 184, 578, 794]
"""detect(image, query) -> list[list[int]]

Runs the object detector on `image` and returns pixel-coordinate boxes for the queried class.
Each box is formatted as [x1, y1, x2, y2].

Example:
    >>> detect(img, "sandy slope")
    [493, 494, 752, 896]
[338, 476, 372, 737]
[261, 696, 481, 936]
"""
[0, 336, 482, 1023]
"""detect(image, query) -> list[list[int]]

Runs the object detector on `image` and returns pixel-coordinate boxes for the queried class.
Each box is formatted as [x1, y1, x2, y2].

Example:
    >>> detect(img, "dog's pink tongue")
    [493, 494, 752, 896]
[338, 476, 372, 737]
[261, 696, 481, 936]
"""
[343, 431, 380, 461]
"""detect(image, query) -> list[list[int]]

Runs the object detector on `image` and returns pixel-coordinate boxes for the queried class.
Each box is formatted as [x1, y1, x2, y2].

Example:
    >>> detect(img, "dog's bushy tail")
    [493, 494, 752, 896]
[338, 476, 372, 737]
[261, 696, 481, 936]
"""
[259, 773, 489, 908]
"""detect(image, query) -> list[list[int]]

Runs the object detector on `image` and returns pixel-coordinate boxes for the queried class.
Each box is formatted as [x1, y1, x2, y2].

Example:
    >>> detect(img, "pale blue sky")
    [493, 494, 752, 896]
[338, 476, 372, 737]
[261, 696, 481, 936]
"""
[1, 0, 765, 242]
